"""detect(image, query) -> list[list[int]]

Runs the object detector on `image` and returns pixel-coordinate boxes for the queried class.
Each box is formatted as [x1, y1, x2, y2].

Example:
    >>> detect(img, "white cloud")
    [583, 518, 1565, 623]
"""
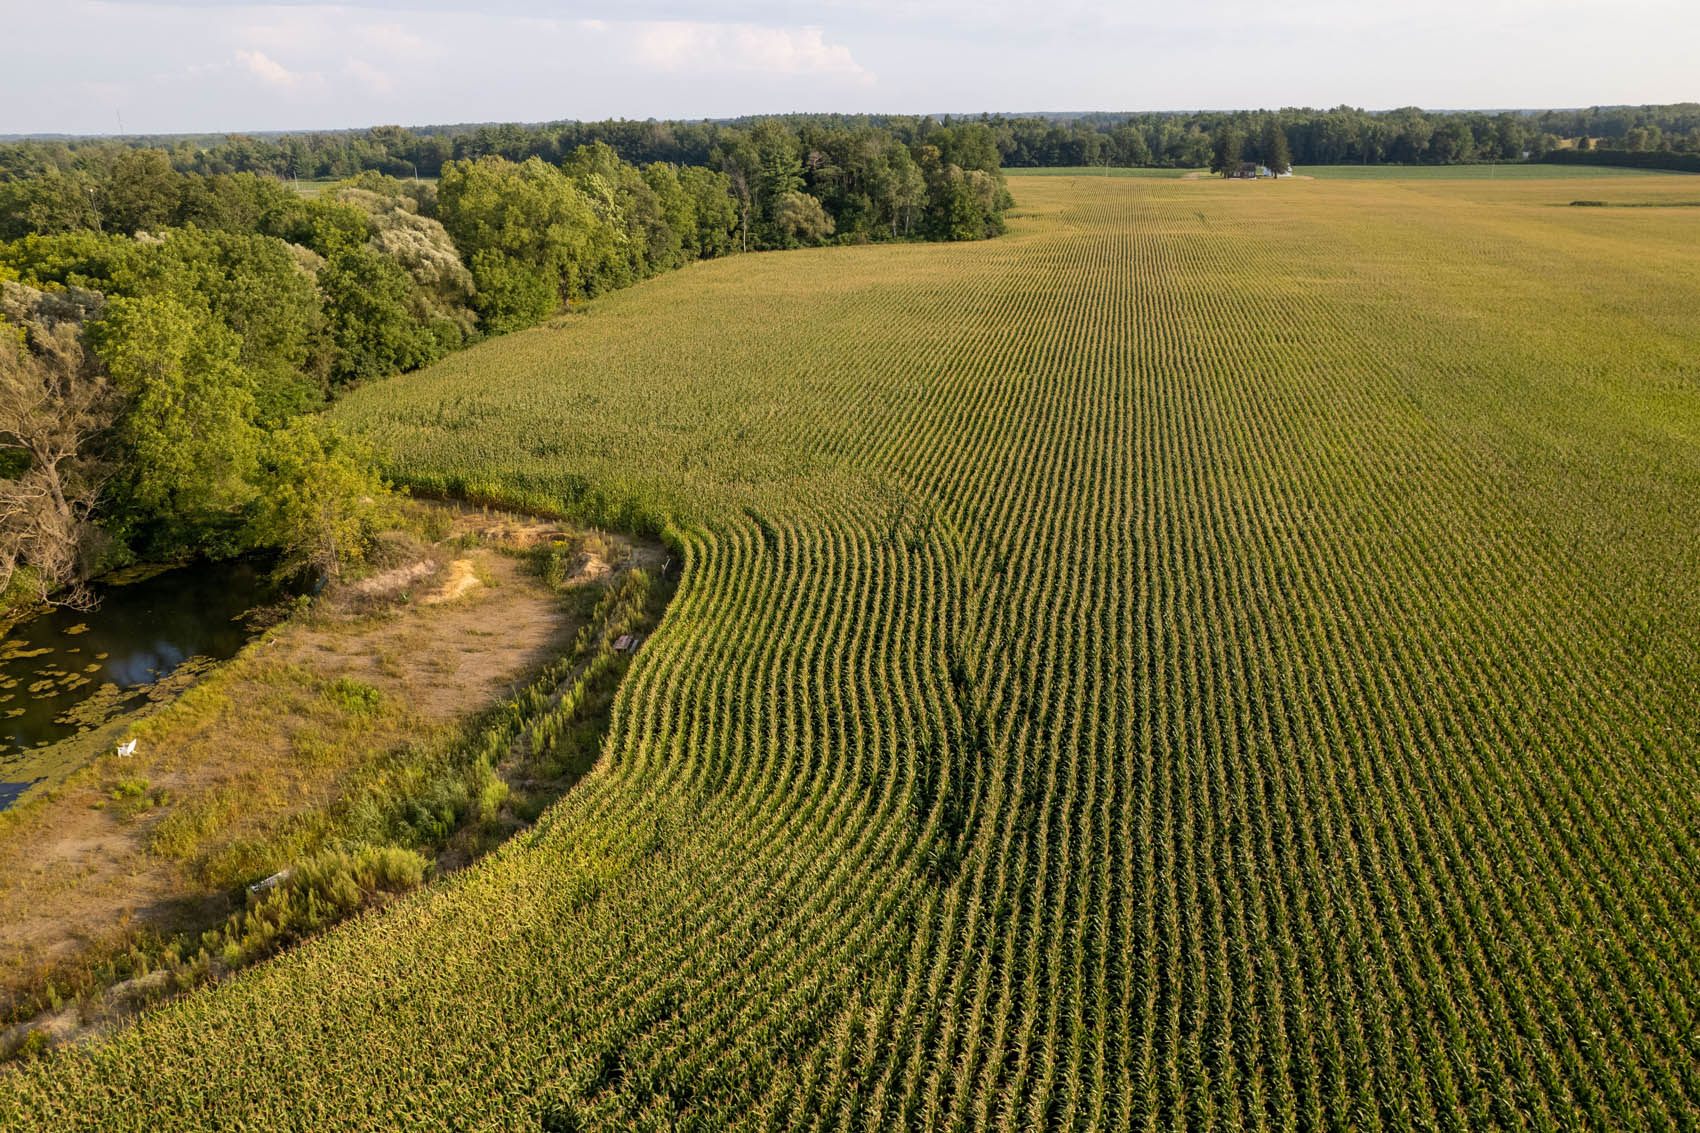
[357, 22, 442, 63]
[732, 26, 866, 77]
[633, 22, 871, 81]
[235, 48, 310, 88]
[634, 21, 702, 70]
[343, 57, 394, 95]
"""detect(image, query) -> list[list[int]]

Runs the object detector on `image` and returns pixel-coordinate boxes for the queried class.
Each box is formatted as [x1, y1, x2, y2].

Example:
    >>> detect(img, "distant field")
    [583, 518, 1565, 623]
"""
[1300, 162, 1676, 179]
[286, 178, 340, 198]
[1005, 165, 1189, 178]
[290, 175, 438, 197]
[7, 173, 1700, 1129]
[1005, 163, 1684, 181]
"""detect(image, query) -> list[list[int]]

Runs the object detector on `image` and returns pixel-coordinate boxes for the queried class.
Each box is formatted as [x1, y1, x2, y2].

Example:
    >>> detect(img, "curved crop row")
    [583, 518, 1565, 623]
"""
[3, 173, 1698, 1130]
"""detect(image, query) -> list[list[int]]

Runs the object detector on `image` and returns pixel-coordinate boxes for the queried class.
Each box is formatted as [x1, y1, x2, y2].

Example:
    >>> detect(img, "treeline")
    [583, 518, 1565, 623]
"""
[992, 105, 1700, 167]
[3, 116, 1001, 185]
[1207, 121, 1293, 177]
[5, 106, 1697, 186]
[0, 121, 1008, 251]
[1541, 148, 1700, 174]
[1, 122, 1008, 612]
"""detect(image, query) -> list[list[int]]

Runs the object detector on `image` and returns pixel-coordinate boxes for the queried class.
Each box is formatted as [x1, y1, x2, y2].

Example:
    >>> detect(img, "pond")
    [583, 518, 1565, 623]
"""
[0, 559, 293, 808]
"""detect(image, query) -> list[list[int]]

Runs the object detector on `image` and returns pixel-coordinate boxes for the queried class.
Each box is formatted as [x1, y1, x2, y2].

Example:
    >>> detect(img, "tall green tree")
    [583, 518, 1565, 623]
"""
[248, 418, 392, 581]
[94, 148, 181, 235]
[642, 163, 696, 269]
[677, 166, 739, 258]
[1211, 126, 1245, 176]
[3, 228, 326, 418]
[0, 171, 102, 241]
[869, 145, 927, 238]
[130, 229, 327, 417]
[1260, 120, 1293, 176]
[437, 156, 597, 331]
[91, 295, 261, 549]
[749, 119, 804, 244]
[318, 246, 440, 386]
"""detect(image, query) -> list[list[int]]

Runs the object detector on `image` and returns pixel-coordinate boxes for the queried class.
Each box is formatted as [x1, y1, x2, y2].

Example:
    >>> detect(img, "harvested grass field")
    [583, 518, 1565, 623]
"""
[4, 172, 1699, 1129]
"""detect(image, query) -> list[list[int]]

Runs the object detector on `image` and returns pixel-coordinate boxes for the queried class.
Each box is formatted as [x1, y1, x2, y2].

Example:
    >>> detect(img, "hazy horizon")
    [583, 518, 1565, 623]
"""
[2, 0, 1694, 136]
[6, 103, 1686, 143]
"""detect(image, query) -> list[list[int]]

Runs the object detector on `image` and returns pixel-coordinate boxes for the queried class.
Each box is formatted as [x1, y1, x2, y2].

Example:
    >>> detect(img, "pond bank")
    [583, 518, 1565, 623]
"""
[1, 559, 301, 810]
[0, 501, 675, 1053]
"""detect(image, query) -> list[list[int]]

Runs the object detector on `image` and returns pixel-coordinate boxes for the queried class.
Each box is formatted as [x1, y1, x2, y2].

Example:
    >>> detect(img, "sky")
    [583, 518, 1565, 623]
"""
[3, 0, 1695, 136]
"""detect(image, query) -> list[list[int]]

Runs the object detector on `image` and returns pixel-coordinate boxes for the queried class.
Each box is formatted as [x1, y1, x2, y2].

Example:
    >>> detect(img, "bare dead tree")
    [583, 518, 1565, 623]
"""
[0, 314, 117, 610]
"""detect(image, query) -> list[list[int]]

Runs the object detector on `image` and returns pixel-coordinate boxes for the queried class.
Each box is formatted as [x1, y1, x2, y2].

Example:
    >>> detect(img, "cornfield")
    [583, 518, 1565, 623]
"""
[5, 173, 1699, 1130]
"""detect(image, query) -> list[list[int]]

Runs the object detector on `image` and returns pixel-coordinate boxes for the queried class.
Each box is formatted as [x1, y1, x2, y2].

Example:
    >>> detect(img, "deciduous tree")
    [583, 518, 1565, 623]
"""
[1260, 120, 1293, 176]
[91, 295, 261, 549]
[1211, 126, 1245, 176]
[771, 191, 836, 246]
[248, 418, 392, 582]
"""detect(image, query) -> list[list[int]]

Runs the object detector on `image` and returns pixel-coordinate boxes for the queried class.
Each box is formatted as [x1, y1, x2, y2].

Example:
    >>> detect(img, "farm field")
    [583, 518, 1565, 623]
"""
[1004, 163, 1682, 180]
[4, 172, 1699, 1129]
[290, 175, 439, 197]
[1298, 162, 1677, 178]
[1005, 166, 1191, 178]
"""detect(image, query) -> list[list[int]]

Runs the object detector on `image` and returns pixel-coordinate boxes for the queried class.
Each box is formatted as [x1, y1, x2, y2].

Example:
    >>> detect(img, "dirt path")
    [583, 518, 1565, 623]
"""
[0, 504, 661, 1018]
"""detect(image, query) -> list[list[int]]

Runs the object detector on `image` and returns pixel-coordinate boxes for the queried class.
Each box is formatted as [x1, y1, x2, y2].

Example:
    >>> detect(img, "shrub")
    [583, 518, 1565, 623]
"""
[324, 677, 382, 715]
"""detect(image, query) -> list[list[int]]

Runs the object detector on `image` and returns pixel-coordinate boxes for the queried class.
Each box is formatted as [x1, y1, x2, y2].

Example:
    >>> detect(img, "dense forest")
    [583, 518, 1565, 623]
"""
[4, 105, 1696, 185]
[0, 119, 1009, 614]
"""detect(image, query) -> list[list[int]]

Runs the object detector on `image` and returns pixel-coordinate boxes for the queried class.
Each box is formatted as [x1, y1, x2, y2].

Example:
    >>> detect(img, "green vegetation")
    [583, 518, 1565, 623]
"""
[8, 104, 1698, 181]
[2, 170, 1695, 1126]
[0, 123, 1008, 606]
[1543, 147, 1700, 174]
[1569, 198, 1700, 207]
